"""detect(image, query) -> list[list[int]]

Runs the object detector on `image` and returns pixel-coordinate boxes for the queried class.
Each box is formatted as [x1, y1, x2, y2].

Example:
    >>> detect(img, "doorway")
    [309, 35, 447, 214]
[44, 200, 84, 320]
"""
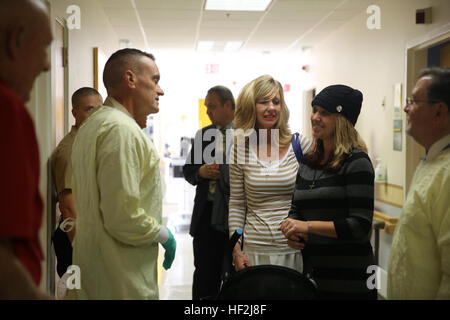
[302, 88, 315, 139]
[404, 28, 450, 196]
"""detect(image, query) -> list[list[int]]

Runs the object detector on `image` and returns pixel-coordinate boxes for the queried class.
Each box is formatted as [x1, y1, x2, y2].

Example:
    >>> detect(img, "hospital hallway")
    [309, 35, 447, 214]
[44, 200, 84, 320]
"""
[3, 0, 450, 301]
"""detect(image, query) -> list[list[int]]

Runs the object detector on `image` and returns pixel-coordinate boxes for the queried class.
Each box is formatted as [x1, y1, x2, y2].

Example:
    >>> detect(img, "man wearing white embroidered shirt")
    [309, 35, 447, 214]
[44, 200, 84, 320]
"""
[388, 67, 450, 299]
[68, 49, 176, 299]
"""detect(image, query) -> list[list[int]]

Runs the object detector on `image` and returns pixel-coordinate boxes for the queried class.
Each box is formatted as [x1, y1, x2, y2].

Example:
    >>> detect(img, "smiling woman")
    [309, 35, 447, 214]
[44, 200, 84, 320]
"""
[280, 84, 377, 300]
[228, 74, 311, 275]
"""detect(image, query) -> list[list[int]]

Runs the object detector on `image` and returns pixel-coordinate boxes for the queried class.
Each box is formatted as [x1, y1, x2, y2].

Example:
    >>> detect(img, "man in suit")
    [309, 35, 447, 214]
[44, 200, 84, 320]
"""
[183, 86, 235, 300]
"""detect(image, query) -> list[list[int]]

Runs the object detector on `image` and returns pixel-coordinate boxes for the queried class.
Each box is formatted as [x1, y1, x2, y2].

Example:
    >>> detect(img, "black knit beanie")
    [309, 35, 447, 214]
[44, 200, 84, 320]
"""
[311, 85, 363, 126]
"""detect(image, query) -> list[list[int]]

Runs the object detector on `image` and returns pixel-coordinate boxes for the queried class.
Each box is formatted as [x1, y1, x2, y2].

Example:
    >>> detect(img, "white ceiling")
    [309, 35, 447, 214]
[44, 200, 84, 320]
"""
[98, 0, 377, 53]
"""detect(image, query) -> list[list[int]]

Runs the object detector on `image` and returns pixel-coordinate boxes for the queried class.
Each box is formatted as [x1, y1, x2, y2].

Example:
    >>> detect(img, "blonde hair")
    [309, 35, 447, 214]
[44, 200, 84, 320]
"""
[306, 114, 367, 171]
[234, 75, 292, 147]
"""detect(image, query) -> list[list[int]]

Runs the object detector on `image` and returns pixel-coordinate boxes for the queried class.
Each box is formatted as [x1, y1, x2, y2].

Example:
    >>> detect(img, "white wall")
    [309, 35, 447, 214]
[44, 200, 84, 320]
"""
[51, 0, 120, 128]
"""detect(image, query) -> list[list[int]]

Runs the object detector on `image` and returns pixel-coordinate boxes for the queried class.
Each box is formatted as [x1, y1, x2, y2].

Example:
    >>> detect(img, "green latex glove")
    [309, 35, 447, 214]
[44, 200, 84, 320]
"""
[162, 228, 176, 270]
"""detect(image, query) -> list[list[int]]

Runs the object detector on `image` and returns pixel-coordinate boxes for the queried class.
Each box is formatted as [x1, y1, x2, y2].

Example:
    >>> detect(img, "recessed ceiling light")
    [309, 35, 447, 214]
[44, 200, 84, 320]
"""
[205, 0, 272, 12]
[197, 41, 214, 52]
[119, 39, 131, 48]
[224, 41, 243, 52]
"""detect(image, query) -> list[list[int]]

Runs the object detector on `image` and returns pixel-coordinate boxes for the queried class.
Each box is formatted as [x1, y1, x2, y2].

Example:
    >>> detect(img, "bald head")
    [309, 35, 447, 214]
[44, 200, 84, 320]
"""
[0, 0, 48, 22]
[0, 0, 52, 101]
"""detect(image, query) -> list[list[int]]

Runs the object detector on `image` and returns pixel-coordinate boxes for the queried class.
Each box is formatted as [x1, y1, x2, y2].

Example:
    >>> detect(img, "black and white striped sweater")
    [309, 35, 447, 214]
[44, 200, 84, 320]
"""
[288, 150, 377, 300]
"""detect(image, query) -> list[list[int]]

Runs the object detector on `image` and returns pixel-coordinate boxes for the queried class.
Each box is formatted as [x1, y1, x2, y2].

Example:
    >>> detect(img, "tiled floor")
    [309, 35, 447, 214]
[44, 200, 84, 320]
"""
[158, 199, 194, 300]
[158, 229, 194, 300]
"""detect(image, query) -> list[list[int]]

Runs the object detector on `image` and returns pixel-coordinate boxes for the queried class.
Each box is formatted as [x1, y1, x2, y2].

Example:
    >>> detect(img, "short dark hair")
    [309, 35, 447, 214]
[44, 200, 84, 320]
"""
[103, 48, 155, 90]
[419, 67, 450, 109]
[71, 87, 101, 109]
[207, 85, 235, 110]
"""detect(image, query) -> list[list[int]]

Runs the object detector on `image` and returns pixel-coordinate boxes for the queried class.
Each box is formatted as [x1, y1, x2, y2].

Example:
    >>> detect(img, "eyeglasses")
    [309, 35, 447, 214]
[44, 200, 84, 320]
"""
[405, 97, 439, 106]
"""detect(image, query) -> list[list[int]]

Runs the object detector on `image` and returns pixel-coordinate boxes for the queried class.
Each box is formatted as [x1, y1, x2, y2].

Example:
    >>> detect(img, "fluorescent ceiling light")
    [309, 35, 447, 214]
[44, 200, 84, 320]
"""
[197, 41, 214, 51]
[205, 0, 272, 11]
[224, 41, 243, 52]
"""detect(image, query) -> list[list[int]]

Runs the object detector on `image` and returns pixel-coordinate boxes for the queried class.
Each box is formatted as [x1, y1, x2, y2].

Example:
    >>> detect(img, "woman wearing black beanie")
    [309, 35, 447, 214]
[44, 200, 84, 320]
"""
[279, 84, 377, 300]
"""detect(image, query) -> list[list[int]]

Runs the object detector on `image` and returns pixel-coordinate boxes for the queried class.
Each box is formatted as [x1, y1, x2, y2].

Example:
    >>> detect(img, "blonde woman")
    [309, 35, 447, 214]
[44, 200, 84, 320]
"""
[229, 75, 311, 273]
[280, 85, 377, 300]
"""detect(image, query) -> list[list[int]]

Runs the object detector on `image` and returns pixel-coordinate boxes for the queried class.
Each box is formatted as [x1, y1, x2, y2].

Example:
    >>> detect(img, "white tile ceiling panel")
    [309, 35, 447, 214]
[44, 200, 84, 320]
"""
[198, 33, 248, 42]
[102, 8, 139, 22]
[201, 10, 263, 21]
[97, 0, 374, 52]
[98, 0, 133, 9]
[146, 32, 197, 41]
[242, 43, 291, 52]
[267, 0, 342, 20]
[255, 20, 319, 31]
[148, 43, 195, 50]
[140, 21, 199, 32]
[149, 40, 197, 46]
[137, 9, 201, 20]
[200, 20, 258, 29]
[113, 26, 144, 37]
[134, 0, 203, 10]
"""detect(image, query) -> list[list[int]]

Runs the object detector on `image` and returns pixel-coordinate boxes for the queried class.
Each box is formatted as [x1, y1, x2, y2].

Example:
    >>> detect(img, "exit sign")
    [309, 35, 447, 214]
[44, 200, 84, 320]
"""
[205, 64, 219, 74]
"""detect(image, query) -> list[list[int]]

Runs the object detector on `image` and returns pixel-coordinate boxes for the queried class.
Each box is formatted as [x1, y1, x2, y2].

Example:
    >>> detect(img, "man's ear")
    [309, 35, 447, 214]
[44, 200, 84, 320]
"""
[6, 24, 25, 59]
[124, 70, 136, 88]
[71, 108, 76, 118]
[434, 102, 447, 118]
[433, 102, 450, 126]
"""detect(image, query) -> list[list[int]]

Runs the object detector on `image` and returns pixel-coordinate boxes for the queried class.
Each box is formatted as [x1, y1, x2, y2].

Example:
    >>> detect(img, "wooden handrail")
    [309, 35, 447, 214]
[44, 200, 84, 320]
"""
[373, 210, 399, 235]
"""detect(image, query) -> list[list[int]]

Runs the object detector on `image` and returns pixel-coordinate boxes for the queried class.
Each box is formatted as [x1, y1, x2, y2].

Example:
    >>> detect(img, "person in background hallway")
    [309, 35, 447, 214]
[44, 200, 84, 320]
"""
[68, 49, 176, 299]
[183, 85, 235, 300]
[50, 88, 102, 280]
[388, 67, 450, 300]
[280, 85, 377, 300]
[229, 75, 311, 273]
[0, 0, 53, 299]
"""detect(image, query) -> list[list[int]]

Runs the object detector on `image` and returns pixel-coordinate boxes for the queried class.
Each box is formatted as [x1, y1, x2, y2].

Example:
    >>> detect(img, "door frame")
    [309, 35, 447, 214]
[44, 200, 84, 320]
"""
[403, 23, 450, 197]
[46, 9, 69, 294]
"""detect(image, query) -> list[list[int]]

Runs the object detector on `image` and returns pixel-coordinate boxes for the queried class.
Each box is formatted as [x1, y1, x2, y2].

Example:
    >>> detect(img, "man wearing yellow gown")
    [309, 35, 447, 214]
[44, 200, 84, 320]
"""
[388, 67, 450, 299]
[69, 49, 176, 299]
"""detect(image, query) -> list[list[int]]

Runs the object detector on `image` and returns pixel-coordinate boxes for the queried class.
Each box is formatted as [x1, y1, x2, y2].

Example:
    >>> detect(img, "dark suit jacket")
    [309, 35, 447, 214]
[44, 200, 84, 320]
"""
[183, 124, 230, 237]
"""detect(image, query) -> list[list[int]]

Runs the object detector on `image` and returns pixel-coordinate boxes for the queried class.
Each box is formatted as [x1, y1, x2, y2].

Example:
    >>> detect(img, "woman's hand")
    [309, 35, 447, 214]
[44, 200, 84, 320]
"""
[232, 242, 251, 271]
[286, 231, 308, 250]
[233, 251, 251, 271]
[279, 218, 308, 238]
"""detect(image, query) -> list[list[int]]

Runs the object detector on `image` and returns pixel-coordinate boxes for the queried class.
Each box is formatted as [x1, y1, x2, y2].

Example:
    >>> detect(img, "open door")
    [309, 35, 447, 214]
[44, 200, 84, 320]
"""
[404, 30, 450, 196]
